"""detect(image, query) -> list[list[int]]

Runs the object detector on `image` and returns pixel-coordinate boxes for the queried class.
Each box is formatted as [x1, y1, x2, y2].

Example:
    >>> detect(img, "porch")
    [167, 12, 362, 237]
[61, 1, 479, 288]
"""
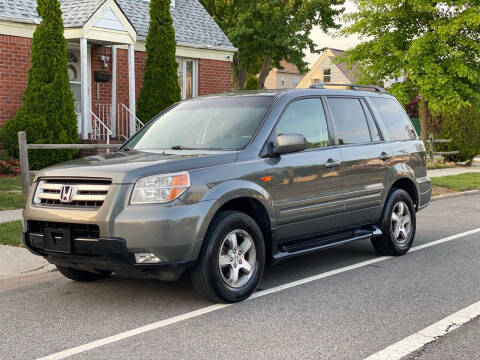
[64, 0, 141, 143]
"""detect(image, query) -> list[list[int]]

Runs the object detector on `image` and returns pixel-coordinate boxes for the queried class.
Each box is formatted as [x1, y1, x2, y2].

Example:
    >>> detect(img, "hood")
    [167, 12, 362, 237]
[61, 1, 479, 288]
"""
[35, 150, 238, 183]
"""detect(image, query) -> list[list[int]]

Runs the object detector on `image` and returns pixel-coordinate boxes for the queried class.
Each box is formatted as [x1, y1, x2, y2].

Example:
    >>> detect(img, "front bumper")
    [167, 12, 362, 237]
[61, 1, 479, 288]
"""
[22, 231, 192, 280]
[23, 179, 218, 277]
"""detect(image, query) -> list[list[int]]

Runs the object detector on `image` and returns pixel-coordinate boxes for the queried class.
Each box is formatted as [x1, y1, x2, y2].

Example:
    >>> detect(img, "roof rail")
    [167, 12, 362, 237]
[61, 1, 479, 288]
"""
[309, 83, 388, 93]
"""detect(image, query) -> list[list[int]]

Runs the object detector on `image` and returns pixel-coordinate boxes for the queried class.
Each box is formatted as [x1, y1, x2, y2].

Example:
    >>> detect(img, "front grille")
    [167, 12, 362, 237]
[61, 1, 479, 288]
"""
[27, 221, 100, 239]
[33, 178, 111, 209]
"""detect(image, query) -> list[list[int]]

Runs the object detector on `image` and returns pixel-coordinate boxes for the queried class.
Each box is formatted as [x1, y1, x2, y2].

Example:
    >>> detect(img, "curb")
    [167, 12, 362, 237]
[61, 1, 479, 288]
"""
[432, 189, 480, 201]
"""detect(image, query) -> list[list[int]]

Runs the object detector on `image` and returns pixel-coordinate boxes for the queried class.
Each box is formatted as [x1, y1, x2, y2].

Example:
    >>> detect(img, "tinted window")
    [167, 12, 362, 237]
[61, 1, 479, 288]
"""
[361, 99, 381, 141]
[276, 98, 329, 149]
[370, 97, 417, 140]
[328, 97, 371, 144]
[126, 96, 274, 151]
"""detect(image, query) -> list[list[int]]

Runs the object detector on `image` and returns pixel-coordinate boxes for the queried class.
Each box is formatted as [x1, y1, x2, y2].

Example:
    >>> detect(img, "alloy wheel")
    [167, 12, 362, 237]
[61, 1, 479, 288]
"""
[391, 201, 412, 246]
[218, 229, 257, 288]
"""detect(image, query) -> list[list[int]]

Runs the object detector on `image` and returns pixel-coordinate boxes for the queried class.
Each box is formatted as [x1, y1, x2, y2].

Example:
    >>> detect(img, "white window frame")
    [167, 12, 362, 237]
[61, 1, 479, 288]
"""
[323, 68, 332, 83]
[181, 58, 198, 100]
[281, 75, 286, 87]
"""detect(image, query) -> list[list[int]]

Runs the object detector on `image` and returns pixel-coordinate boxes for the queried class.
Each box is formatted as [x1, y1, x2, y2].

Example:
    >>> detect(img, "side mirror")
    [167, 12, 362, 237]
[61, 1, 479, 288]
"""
[275, 133, 308, 155]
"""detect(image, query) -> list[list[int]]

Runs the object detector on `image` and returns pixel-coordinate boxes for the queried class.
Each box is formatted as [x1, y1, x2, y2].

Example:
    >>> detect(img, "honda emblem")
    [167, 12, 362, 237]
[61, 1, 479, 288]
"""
[60, 185, 74, 203]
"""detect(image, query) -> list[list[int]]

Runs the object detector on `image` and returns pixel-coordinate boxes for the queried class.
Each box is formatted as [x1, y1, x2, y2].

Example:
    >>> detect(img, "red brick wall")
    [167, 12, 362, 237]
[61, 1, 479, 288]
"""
[91, 45, 112, 111]
[0, 34, 233, 130]
[198, 59, 232, 96]
[0, 35, 32, 127]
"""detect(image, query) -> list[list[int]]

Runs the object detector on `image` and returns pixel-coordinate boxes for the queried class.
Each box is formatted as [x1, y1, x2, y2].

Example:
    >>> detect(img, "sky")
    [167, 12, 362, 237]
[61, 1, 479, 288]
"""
[304, 1, 360, 66]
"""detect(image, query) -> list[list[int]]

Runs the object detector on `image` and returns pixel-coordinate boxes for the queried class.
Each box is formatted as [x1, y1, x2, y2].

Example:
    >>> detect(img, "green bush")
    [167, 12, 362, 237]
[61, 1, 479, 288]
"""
[136, 0, 181, 123]
[0, 0, 78, 170]
[441, 106, 480, 164]
[244, 75, 259, 90]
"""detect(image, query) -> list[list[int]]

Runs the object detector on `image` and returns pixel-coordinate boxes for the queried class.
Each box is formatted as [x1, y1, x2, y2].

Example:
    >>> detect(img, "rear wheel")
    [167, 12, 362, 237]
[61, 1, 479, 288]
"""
[372, 188, 416, 256]
[56, 266, 111, 282]
[191, 211, 265, 303]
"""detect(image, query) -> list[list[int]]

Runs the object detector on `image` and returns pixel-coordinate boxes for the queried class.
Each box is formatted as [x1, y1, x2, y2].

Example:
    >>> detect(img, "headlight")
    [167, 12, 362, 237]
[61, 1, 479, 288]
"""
[130, 172, 190, 204]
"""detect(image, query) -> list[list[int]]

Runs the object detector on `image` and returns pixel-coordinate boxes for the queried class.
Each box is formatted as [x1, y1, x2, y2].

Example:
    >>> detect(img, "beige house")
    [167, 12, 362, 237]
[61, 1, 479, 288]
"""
[297, 48, 358, 88]
[264, 61, 305, 89]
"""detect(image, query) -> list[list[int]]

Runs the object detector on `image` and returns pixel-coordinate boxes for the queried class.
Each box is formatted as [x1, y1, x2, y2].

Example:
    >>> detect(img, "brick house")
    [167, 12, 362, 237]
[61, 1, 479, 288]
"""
[0, 0, 236, 141]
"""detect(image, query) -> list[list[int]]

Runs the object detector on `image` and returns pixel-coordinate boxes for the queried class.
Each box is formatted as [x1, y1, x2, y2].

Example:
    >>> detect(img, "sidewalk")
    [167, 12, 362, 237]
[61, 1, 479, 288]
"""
[0, 209, 22, 224]
[0, 245, 55, 280]
[428, 167, 480, 178]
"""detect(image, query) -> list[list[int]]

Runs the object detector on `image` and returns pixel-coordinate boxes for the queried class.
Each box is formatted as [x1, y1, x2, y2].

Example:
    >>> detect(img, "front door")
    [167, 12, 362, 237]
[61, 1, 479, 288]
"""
[325, 96, 392, 227]
[266, 97, 344, 243]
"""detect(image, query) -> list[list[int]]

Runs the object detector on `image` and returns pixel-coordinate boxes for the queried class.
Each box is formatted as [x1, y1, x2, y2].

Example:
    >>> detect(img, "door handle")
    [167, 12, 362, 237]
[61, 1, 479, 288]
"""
[379, 152, 393, 161]
[324, 159, 341, 168]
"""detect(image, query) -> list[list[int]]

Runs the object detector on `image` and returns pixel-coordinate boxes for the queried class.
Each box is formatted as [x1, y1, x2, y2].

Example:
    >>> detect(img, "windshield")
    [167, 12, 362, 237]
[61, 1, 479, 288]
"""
[125, 96, 275, 151]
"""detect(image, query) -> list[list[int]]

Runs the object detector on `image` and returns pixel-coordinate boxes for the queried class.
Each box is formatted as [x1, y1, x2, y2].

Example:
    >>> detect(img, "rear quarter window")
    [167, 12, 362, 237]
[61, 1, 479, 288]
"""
[370, 97, 417, 141]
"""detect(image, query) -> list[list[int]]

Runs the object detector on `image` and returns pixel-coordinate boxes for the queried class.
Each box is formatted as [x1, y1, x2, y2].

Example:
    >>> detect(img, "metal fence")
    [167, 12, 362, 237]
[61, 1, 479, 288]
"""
[427, 133, 459, 163]
[17, 131, 119, 198]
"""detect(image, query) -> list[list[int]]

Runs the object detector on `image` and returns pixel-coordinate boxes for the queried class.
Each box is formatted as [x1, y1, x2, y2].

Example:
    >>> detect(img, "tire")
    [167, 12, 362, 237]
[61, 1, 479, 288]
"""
[191, 210, 266, 303]
[56, 265, 111, 282]
[371, 188, 416, 256]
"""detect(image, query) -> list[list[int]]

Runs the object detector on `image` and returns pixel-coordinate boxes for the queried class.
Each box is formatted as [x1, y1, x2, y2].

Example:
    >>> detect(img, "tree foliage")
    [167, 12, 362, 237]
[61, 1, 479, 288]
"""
[200, 0, 344, 89]
[0, 0, 78, 170]
[244, 75, 259, 90]
[340, 0, 480, 142]
[136, 0, 181, 122]
[441, 105, 480, 164]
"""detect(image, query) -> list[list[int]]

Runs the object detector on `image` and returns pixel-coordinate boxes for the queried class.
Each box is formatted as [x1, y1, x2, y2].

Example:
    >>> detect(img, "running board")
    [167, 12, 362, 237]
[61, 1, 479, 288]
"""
[273, 226, 382, 262]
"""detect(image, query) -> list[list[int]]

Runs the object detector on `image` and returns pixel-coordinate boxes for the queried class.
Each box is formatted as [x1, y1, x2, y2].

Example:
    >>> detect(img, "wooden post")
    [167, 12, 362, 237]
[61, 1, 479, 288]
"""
[18, 131, 30, 198]
[429, 133, 434, 164]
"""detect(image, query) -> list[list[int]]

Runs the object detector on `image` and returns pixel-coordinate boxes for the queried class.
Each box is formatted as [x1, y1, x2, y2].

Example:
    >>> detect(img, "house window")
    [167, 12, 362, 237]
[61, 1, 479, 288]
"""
[293, 76, 299, 87]
[323, 68, 331, 83]
[176, 57, 198, 100]
[281, 75, 285, 87]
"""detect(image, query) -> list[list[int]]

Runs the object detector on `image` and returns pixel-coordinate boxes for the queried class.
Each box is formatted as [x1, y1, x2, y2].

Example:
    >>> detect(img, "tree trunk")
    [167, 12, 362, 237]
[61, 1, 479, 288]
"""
[232, 54, 247, 91]
[233, 67, 247, 91]
[419, 96, 430, 145]
[258, 56, 272, 89]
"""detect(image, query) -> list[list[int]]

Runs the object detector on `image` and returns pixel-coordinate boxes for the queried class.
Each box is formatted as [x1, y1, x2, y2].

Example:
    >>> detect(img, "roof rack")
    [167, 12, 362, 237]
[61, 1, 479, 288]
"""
[309, 83, 388, 93]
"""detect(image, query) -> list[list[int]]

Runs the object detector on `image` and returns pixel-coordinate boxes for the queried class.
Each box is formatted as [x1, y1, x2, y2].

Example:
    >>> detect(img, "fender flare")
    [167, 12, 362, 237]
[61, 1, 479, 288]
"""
[192, 180, 276, 258]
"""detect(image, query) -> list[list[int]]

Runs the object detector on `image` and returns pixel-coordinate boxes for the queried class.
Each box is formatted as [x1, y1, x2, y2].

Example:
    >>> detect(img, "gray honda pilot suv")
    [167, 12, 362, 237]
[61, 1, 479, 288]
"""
[22, 85, 432, 303]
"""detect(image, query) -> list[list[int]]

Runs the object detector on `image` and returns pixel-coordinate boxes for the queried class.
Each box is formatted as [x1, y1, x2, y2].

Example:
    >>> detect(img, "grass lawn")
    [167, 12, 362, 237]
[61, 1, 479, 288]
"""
[0, 220, 23, 246]
[431, 173, 480, 193]
[0, 176, 25, 211]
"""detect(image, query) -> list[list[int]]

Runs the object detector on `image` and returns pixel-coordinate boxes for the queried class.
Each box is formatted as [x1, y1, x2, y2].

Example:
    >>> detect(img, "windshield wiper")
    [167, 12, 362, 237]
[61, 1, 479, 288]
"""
[121, 146, 132, 152]
[170, 145, 199, 150]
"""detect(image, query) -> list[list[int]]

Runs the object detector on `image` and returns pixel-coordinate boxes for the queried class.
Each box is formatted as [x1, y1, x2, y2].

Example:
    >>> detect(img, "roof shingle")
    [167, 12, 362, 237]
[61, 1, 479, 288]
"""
[0, 0, 235, 51]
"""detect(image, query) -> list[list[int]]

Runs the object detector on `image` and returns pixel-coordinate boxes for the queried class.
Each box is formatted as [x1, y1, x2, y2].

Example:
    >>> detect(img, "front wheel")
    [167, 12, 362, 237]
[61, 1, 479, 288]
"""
[372, 188, 416, 256]
[191, 211, 265, 303]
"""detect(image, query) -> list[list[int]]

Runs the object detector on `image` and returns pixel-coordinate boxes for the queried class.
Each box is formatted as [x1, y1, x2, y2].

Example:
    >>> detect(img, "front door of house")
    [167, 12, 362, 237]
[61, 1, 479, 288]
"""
[67, 50, 82, 133]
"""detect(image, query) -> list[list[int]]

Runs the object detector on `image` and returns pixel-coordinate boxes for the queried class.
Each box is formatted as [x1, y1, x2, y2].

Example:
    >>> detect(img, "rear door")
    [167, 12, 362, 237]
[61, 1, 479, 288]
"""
[266, 97, 344, 242]
[325, 96, 393, 227]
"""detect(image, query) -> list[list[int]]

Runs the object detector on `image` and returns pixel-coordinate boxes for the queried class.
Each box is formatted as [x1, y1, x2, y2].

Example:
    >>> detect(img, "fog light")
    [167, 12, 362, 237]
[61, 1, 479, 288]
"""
[135, 253, 162, 264]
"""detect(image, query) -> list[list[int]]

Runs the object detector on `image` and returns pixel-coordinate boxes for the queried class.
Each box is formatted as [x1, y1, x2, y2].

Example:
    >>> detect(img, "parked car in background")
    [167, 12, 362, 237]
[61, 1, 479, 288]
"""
[22, 85, 432, 302]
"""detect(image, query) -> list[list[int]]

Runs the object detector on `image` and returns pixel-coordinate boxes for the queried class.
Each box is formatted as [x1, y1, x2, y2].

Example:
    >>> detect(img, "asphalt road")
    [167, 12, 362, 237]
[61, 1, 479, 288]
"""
[1, 194, 480, 360]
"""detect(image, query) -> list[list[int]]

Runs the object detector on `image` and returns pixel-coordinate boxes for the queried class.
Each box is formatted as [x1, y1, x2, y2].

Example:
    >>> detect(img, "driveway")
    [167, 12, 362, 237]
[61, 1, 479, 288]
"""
[0, 195, 479, 359]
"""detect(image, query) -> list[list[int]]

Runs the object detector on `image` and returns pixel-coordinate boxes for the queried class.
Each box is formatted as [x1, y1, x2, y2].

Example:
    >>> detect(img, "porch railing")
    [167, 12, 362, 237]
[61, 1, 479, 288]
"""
[89, 108, 112, 144]
[118, 103, 144, 139]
